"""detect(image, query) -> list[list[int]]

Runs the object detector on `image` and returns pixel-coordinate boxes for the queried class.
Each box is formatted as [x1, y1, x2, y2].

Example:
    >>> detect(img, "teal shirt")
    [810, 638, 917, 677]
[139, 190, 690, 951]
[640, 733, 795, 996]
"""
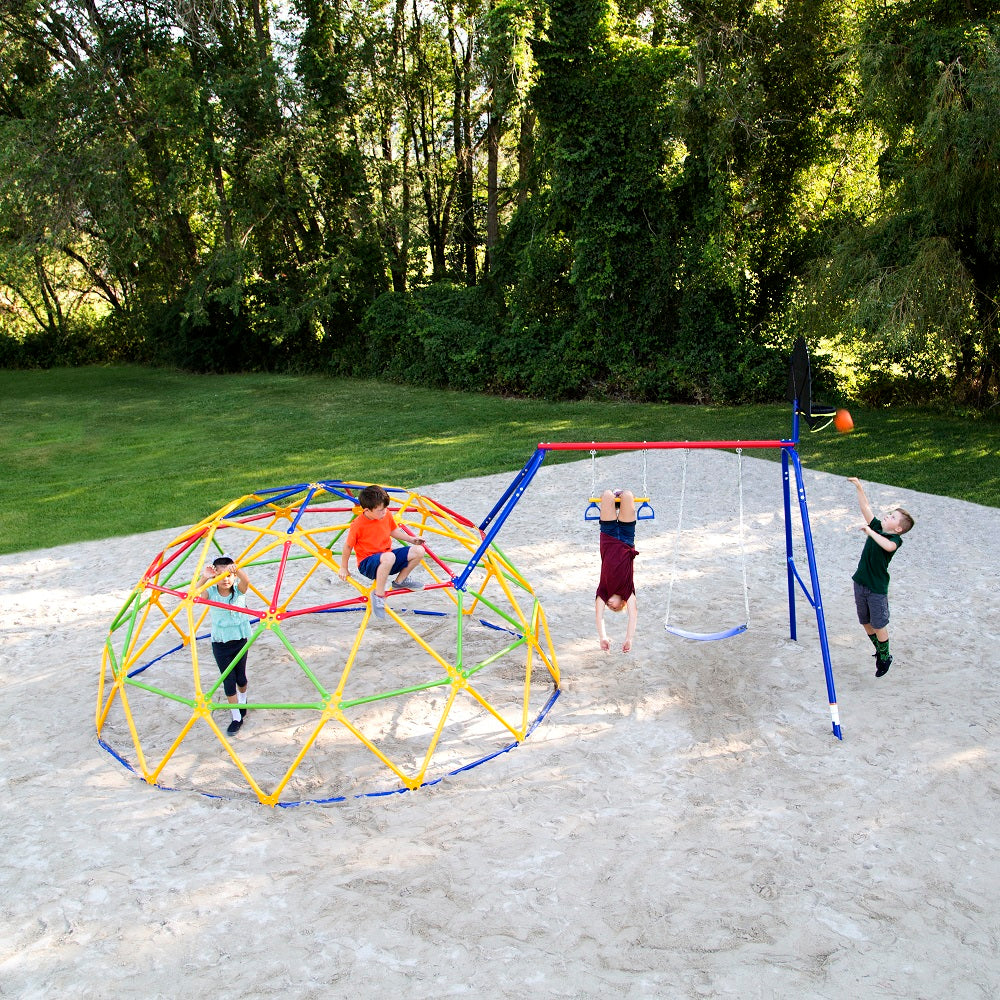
[206, 584, 253, 643]
[851, 517, 901, 595]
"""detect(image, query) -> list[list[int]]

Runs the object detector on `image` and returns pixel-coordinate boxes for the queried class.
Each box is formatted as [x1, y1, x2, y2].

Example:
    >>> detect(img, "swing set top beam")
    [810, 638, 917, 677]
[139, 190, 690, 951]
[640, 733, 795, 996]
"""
[537, 439, 793, 452]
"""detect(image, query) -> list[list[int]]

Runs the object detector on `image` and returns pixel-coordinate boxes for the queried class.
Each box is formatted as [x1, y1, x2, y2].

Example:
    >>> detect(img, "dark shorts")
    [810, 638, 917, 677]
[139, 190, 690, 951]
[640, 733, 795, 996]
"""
[854, 581, 890, 630]
[599, 519, 636, 546]
[358, 547, 409, 580]
[212, 639, 249, 697]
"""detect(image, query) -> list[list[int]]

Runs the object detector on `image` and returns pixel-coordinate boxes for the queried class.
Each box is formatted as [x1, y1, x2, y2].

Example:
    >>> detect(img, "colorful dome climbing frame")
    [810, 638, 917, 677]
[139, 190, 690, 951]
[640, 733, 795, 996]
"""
[96, 480, 561, 806]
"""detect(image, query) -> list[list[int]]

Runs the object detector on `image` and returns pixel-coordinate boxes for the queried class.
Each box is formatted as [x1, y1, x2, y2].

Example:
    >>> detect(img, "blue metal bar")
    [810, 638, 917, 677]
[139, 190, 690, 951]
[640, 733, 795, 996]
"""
[229, 485, 307, 517]
[286, 484, 319, 533]
[787, 447, 842, 740]
[788, 559, 818, 608]
[782, 448, 797, 642]
[480, 450, 545, 534]
[456, 448, 548, 590]
[318, 481, 364, 503]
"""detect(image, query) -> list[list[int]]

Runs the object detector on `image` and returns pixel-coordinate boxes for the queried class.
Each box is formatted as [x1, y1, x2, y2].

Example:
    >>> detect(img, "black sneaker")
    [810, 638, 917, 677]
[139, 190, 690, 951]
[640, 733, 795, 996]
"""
[875, 654, 893, 678]
[240, 707, 247, 718]
[227, 718, 243, 734]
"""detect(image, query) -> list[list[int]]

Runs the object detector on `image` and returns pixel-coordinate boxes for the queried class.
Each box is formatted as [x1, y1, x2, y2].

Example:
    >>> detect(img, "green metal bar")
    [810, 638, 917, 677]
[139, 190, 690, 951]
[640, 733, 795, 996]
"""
[462, 638, 527, 680]
[159, 541, 202, 588]
[109, 588, 143, 630]
[123, 678, 197, 707]
[119, 595, 148, 658]
[339, 676, 453, 710]
[270, 623, 329, 698]
[208, 700, 325, 711]
[103, 637, 124, 680]
[201, 624, 263, 700]
[465, 588, 523, 633]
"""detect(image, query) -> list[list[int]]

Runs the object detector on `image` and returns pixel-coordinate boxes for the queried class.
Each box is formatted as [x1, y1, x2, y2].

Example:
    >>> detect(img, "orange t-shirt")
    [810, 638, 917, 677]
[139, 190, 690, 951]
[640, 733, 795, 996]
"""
[346, 511, 397, 564]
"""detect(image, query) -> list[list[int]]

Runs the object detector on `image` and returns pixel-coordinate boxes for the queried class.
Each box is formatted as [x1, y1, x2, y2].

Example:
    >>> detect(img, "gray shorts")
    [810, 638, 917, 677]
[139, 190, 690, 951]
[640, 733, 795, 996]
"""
[854, 581, 890, 630]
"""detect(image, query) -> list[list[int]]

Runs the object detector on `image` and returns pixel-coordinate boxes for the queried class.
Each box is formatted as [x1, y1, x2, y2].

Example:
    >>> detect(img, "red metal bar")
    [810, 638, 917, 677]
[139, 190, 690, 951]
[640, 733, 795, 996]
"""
[270, 540, 292, 614]
[538, 439, 792, 451]
[144, 528, 208, 578]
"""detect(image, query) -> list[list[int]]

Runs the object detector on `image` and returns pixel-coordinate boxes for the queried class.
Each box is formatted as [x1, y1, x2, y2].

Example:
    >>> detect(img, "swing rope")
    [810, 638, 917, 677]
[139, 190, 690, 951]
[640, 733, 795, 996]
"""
[664, 448, 749, 641]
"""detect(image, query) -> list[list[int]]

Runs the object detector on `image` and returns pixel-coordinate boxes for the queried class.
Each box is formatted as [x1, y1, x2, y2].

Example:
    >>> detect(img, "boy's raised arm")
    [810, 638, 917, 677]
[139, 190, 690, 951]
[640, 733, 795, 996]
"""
[847, 476, 874, 524]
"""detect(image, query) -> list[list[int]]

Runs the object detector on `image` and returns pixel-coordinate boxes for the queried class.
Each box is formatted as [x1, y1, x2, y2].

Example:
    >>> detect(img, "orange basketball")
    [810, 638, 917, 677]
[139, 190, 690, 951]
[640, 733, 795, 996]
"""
[834, 408, 854, 433]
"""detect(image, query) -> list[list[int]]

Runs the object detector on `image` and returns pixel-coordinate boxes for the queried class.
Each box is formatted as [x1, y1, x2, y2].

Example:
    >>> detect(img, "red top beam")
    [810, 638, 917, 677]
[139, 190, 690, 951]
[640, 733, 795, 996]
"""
[538, 439, 793, 452]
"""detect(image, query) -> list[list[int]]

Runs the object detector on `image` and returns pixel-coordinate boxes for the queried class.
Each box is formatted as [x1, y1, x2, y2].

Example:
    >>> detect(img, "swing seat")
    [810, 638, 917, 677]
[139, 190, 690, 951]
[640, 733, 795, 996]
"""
[664, 622, 748, 641]
[584, 498, 655, 521]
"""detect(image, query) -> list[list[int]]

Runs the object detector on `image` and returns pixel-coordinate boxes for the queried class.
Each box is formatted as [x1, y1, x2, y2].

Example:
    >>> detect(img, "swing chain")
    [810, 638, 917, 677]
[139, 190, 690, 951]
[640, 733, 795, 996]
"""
[663, 447, 688, 629]
[737, 448, 750, 626]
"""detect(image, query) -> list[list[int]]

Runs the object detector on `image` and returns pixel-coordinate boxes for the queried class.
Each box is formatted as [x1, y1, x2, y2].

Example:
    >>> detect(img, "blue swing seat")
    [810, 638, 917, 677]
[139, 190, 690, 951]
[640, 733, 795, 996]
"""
[664, 622, 748, 642]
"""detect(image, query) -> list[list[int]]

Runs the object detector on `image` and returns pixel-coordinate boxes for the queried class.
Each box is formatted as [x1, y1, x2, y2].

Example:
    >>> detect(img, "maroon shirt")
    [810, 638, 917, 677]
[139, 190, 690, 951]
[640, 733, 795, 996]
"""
[596, 533, 637, 603]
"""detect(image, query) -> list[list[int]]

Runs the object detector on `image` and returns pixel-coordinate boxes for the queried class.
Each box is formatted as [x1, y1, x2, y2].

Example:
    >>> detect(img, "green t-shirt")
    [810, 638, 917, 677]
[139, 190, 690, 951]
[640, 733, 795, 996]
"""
[851, 517, 901, 595]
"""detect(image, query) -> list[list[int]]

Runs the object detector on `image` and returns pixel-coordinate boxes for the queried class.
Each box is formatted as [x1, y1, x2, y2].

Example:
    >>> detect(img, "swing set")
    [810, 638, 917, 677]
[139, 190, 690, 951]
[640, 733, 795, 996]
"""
[461, 338, 844, 739]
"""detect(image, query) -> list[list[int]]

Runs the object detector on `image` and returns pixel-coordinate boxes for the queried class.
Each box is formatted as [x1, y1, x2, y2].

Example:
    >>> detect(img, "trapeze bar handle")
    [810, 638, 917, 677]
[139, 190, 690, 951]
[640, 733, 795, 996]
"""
[664, 623, 749, 641]
[585, 497, 654, 520]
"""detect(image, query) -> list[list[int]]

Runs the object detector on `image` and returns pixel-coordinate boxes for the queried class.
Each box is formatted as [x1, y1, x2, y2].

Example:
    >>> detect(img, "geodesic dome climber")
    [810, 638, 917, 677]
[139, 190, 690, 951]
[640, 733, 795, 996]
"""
[96, 480, 561, 806]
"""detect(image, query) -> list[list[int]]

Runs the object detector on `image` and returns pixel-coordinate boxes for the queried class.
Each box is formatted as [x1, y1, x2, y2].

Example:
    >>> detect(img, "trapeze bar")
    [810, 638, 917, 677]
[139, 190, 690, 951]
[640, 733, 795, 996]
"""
[538, 440, 792, 452]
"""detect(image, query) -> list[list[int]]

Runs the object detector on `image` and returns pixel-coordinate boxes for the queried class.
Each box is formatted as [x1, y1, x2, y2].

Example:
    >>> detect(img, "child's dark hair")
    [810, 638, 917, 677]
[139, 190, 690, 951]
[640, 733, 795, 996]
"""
[212, 556, 236, 570]
[358, 485, 391, 510]
[896, 507, 915, 534]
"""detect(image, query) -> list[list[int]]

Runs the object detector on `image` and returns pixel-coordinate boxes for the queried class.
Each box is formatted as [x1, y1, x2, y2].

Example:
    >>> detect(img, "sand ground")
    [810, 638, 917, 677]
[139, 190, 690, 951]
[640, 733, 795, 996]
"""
[2, 450, 998, 999]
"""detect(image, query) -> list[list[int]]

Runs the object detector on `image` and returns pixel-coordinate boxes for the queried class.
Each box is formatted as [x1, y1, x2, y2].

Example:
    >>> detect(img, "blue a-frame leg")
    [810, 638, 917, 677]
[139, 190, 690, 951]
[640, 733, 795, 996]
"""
[783, 413, 842, 740]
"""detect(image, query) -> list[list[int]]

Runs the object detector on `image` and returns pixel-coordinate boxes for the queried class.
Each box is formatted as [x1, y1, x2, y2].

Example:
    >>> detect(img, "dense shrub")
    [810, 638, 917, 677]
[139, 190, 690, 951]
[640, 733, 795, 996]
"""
[357, 283, 506, 392]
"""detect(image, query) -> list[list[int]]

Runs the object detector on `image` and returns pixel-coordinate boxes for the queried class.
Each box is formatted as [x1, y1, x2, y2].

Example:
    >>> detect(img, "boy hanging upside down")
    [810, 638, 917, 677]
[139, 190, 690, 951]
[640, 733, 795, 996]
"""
[595, 489, 639, 653]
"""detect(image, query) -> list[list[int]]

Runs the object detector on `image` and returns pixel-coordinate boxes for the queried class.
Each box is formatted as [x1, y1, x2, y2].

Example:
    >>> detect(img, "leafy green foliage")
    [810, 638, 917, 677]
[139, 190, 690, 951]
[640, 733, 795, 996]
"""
[359, 282, 505, 391]
[2, 2, 999, 409]
[809, 2, 1000, 405]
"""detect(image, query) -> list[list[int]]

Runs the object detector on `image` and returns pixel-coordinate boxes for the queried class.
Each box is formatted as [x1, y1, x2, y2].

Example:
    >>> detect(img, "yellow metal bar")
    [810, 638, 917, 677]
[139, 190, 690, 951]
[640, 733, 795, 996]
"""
[263, 715, 332, 805]
[147, 710, 200, 785]
[410, 679, 464, 786]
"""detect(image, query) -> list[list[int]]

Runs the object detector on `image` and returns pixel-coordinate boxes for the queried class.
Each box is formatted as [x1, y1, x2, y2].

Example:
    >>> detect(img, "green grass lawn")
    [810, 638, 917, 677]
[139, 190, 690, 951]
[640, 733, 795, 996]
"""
[2, 365, 998, 555]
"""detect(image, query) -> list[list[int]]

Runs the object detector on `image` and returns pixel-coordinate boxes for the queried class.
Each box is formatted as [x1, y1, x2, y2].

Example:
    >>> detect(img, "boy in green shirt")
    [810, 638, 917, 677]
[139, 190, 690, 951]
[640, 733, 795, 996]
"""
[848, 477, 914, 678]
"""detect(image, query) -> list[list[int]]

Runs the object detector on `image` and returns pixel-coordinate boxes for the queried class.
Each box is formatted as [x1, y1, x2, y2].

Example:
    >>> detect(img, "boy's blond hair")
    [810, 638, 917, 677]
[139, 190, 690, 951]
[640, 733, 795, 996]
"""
[895, 507, 915, 533]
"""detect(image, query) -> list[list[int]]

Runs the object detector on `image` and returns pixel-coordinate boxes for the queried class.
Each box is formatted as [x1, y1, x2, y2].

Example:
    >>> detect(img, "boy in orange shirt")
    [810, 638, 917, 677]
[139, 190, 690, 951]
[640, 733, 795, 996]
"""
[338, 485, 428, 620]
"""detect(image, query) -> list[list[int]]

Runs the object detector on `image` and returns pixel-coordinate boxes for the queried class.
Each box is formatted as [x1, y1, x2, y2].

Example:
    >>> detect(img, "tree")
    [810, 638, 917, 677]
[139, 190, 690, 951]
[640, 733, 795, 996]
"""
[659, 0, 851, 399]
[812, 0, 1000, 404]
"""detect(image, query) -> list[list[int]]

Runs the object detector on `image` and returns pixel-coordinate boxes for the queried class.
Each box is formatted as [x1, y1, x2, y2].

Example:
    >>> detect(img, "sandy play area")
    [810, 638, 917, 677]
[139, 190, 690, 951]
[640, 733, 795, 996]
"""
[2, 449, 998, 998]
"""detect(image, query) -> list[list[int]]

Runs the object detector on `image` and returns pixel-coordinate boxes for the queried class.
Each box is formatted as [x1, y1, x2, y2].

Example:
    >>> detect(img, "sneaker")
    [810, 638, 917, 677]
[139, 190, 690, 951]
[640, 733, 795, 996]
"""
[240, 707, 247, 718]
[393, 574, 426, 591]
[875, 654, 893, 678]
[227, 718, 243, 734]
[371, 594, 388, 620]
